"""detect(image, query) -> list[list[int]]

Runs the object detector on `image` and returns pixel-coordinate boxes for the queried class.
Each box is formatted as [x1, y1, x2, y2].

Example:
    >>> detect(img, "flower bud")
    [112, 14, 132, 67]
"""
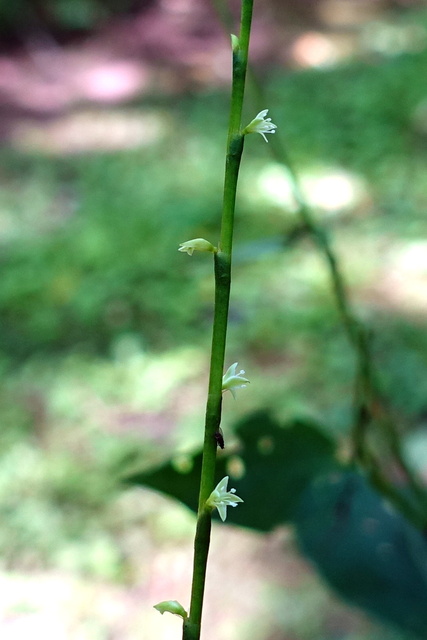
[178, 238, 216, 256]
[153, 600, 188, 619]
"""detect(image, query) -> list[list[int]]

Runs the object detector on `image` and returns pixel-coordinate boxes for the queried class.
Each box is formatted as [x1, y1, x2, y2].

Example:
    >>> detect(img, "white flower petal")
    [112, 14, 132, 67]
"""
[217, 503, 227, 521]
[222, 362, 250, 397]
[243, 109, 277, 143]
[206, 476, 243, 522]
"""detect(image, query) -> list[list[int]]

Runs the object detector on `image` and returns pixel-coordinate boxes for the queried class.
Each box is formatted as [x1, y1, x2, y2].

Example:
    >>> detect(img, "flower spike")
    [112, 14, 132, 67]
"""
[222, 362, 249, 399]
[206, 476, 243, 522]
[243, 109, 277, 142]
[178, 238, 216, 256]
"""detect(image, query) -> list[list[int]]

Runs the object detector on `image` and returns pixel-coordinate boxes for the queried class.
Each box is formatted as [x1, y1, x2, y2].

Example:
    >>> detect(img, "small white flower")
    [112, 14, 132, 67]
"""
[178, 238, 216, 256]
[206, 476, 243, 522]
[243, 109, 277, 142]
[222, 362, 249, 399]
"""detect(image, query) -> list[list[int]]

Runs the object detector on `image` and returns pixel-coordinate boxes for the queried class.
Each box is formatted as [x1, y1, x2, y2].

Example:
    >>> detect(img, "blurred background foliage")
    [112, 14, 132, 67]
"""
[1, 0, 427, 638]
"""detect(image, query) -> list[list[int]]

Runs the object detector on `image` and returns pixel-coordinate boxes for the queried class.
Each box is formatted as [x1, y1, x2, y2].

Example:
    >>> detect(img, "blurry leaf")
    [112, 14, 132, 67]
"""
[128, 412, 427, 636]
[128, 451, 203, 514]
[295, 471, 427, 638]
[126, 411, 338, 531]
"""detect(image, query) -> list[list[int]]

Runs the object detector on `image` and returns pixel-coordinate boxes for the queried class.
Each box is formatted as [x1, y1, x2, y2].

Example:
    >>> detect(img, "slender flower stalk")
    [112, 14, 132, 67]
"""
[182, 3, 254, 640]
[212, 0, 427, 530]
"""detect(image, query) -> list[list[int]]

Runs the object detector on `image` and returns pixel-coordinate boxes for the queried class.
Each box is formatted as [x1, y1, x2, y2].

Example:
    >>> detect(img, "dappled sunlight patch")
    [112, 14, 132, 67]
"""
[367, 240, 427, 315]
[284, 0, 427, 69]
[0, 48, 151, 117]
[247, 163, 298, 212]
[301, 167, 369, 215]
[0, 177, 76, 243]
[246, 162, 370, 217]
[226, 455, 246, 480]
[404, 428, 427, 480]
[17, 343, 209, 446]
[172, 454, 194, 475]
[148, 501, 195, 543]
[108, 340, 206, 409]
[11, 108, 168, 154]
[273, 251, 330, 294]
[360, 19, 427, 57]
[0, 443, 46, 491]
[76, 60, 150, 103]
[290, 31, 343, 69]
[0, 570, 153, 639]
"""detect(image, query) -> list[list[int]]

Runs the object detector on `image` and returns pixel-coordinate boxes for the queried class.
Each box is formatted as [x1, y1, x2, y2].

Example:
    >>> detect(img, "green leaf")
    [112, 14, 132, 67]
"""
[295, 471, 427, 637]
[126, 411, 427, 635]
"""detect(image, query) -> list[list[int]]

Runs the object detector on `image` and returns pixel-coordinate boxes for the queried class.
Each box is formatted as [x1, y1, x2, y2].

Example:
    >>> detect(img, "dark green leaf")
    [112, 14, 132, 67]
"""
[126, 411, 338, 530]
[296, 471, 427, 637]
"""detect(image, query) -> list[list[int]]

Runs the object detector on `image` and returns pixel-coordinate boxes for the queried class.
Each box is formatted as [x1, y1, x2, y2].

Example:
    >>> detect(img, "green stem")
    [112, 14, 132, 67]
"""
[183, 3, 253, 640]
[212, 0, 427, 527]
